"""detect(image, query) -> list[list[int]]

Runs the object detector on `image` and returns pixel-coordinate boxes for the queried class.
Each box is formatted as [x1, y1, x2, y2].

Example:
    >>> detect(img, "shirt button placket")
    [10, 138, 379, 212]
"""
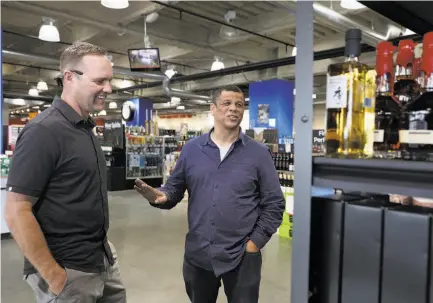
[210, 183, 218, 247]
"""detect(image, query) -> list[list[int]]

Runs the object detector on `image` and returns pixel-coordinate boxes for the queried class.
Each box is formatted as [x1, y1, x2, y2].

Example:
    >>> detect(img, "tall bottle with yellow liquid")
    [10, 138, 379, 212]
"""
[324, 29, 376, 158]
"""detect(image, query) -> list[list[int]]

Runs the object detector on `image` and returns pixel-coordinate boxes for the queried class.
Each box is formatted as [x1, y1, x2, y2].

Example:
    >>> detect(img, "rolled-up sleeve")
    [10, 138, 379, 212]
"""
[6, 123, 59, 201]
[249, 148, 285, 249]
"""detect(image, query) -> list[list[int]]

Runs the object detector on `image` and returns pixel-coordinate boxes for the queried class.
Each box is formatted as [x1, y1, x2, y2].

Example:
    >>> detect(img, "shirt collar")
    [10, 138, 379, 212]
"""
[52, 97, 96, 128]
[202, 127, 246, 146]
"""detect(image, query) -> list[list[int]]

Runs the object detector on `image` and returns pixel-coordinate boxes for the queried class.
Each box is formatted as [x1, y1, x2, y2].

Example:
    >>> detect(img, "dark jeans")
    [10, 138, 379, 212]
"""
[183, 251, 262, 303]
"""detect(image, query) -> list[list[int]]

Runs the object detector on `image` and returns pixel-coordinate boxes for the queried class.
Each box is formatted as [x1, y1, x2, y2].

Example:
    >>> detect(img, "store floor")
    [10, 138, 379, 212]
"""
[1, 190, 292, 303]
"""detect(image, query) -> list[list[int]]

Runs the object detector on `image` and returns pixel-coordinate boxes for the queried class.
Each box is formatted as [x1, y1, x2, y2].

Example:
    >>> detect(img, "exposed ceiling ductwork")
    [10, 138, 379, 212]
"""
[312, 2, 388, 45]
[3, 92, 54, 102]
[162, 77, 211, 102]
[272, 1, 395, 46]
[1, 49, 166, 80]
[2, 49, 209, 101]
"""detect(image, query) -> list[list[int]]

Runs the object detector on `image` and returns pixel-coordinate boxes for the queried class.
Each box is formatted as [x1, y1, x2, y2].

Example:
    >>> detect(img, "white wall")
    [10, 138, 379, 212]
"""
[157, 110, 250, 133]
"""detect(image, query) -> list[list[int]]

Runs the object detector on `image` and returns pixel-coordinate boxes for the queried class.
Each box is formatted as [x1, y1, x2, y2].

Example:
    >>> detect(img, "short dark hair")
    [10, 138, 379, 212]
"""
[211, 85, 244, 104]
[60, 41, 108, 72]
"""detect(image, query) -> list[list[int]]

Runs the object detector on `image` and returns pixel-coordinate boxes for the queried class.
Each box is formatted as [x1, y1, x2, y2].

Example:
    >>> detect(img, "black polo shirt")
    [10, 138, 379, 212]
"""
[6, 98, 114, 275]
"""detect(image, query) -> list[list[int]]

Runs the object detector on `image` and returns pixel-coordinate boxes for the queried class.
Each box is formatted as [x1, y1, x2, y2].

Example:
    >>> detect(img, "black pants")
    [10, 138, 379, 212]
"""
[183, 251, 262, 303]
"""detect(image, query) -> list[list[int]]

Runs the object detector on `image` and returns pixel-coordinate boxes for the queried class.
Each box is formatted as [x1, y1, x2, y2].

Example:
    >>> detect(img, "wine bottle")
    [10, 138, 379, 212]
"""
[395, 40, 416, 81]
[373, 41, 401, 159]
[400, 32, 433, 161]
[324, 29, 376, 158]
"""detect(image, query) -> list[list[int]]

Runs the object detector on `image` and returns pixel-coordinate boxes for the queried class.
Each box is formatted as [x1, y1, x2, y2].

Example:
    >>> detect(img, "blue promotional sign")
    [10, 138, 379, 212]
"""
[249, 79, 294, 139]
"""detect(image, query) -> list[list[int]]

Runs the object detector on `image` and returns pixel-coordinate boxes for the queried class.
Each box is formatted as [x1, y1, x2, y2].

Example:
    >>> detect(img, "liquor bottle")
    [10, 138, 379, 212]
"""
[400, 32, 433, 161]
[153, 110, 159, 136]
[395, 40, 416, 81]
[373, 41, 401, 158]
[289, 153, 294, 172]
[145, 110, 150, 135]
[364, 68, 377, 157]
[324, 29, 376, 158]
[394, 40, 419, 107]
[414, 43, 424, 86]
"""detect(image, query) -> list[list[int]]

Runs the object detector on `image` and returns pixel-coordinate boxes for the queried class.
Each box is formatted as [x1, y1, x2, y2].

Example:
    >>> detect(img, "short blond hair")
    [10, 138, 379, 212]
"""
[60, 41, 108, 72]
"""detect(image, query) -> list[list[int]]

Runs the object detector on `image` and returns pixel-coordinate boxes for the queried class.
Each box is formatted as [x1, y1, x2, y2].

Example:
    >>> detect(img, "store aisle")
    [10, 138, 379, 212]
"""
[1, 190, 292, 303]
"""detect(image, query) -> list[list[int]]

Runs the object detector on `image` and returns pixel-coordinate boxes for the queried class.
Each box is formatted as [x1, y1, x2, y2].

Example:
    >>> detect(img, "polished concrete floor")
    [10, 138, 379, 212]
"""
[1, 190, 292, 302]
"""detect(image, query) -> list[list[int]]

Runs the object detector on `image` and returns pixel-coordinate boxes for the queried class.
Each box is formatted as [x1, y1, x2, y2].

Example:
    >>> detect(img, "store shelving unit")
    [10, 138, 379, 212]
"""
[313, 157, 433, 198]
[125, 136, 165, 180]
[125, 136, 180, 180]
[291, 2, 433, 303]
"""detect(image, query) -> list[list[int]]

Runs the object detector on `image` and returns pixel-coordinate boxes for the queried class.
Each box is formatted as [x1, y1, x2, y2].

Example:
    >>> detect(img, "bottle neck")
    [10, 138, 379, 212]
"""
[345, 55, 359, 62]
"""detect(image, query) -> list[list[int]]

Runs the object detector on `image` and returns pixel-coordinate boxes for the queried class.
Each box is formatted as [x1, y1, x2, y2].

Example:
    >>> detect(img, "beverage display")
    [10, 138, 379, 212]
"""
[324, 29, 376, 158]
[373, 41, 401, 158]
[400, 32, 433, 161]
[395, 40, 416, 81]
[272, 152, 294, 171]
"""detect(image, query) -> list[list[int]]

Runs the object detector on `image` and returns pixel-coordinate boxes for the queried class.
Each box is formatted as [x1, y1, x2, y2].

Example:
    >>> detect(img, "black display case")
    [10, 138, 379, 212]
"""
[101, 119, 126, 191]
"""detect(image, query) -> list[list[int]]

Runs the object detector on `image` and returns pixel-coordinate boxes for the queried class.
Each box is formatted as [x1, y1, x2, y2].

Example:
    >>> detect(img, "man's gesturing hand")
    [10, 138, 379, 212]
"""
[134, 179, 168, 204]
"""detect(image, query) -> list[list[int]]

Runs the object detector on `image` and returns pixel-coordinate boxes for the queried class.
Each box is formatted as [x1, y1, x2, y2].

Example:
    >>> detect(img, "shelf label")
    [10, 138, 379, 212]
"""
[326, 75, 347, 109]
[399, 130, 433, 144]
[374, 130, 384, 143]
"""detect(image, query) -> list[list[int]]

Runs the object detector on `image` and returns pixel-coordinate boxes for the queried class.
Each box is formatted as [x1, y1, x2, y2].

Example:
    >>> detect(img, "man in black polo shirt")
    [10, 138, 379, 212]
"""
[5, 41, 126, 303]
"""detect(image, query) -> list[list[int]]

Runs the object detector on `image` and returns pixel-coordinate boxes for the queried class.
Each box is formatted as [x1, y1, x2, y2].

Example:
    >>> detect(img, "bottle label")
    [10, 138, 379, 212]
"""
[399, 130, 433, 144]
[326, 75, 347, 108]
[374, 130, 385, 142]
[364, 98, 373, 108]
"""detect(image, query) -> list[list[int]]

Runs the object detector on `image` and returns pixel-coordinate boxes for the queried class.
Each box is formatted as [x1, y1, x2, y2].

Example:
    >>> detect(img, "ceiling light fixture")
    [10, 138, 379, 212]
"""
[165, 68, 177, 79]
[38, 17, 60, 42]
[99, 110, 107, 116]
[28, 88, 39, 97]
[292, 46, 297, 56]
[109, 102, 118, 109]
[145, 12, 159, 23]
[211, 57, 225, 71]
[37, 80, 48, 91]
[101, 0, 129, 9]
[220, 10, 239, 40]
[171, 97, 181, 105]
[340, 0, 366, 10]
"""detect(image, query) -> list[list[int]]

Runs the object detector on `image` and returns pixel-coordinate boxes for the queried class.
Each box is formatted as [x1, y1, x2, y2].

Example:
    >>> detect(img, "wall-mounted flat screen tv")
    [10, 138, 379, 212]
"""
[127, 48, 161, 72]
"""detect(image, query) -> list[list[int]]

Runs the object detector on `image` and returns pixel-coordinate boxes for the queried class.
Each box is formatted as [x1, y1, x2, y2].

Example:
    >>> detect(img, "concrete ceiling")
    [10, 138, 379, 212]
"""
[1, 0, 409, 114]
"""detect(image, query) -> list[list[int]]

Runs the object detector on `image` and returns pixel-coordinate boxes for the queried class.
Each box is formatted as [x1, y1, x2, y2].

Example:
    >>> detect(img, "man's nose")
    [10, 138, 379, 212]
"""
[104, 82, 112, 94]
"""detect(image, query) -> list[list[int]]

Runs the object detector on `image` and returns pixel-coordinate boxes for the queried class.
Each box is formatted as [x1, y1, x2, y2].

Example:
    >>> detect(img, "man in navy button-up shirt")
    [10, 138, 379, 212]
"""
[135, 85, 285, 303]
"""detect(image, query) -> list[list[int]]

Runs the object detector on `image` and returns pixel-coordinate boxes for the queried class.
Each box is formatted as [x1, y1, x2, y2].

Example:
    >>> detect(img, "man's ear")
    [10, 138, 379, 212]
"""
[210, 103, 215, 112]
[63, 71, 73, 84]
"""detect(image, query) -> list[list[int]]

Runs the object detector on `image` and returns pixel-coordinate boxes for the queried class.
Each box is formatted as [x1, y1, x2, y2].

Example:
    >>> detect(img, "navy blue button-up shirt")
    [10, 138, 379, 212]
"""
[156, 129, 285, 276]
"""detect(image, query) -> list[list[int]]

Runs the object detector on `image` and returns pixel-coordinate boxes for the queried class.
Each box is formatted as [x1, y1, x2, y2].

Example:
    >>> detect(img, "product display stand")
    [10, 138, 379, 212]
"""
[291, 2, 433, 303]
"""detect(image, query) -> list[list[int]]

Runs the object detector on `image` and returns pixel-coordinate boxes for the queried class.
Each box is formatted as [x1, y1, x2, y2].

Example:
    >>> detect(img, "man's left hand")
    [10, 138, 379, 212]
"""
[246, 240, 260, 253]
